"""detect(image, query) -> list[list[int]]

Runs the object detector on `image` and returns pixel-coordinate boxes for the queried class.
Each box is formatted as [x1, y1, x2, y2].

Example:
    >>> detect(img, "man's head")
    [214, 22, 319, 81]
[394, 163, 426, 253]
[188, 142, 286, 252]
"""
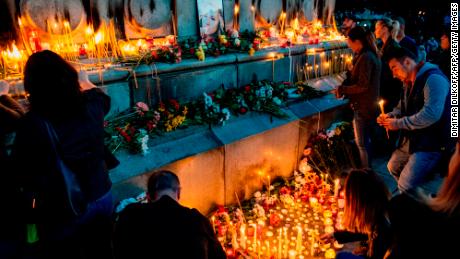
[387, 47, 418, 82]
[342, 15, 356, 29]
[147, 170, 181, 201]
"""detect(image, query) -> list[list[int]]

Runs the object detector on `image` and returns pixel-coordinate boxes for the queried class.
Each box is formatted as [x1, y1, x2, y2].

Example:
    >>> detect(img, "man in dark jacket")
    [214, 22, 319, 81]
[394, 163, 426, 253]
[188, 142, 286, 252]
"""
[377, 47, 453, 194]
[114, 170, 226, 259]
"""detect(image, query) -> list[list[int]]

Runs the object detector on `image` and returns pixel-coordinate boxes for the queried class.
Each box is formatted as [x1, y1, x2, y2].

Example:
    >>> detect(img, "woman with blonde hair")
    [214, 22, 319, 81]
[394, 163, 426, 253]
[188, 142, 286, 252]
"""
[321, 169, 392, 259]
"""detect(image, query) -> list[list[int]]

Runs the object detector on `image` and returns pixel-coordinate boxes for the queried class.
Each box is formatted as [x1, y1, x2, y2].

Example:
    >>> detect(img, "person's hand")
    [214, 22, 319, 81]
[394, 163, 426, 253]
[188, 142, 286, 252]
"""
[376, 113, 391, 125]
[378, 116, 399, 131]
[333, 85, 344, 99]
[0, 80, 10, 96]
[353, 245, 368, 255]
[320, 232, 334, 243]
[78, 70, 96, 91]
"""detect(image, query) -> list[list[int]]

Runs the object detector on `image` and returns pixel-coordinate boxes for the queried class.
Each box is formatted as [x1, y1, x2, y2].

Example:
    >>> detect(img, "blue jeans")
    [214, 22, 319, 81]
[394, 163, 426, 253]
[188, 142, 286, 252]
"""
[336, 251, 365, 259]
[44, 190, 114, 241]
[387, 141, 441, 193]
[353, 113, 373, 168]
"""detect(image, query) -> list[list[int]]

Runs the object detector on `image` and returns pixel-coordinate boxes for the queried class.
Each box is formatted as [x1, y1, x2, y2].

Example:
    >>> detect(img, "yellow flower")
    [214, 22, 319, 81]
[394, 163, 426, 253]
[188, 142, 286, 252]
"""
[248, 48, 255, 56]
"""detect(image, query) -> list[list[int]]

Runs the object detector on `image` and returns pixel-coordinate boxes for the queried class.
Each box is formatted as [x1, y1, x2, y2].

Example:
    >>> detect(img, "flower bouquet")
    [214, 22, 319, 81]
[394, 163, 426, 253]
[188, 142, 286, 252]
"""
[300, 121, 358, 178]
[104, 102, 160, 155]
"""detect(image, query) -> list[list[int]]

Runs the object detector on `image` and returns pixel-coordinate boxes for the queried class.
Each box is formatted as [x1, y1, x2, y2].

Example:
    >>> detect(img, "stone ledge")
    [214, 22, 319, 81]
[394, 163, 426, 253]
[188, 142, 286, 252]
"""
[84, 41, 347, 85]
[109, 93, 348, 185]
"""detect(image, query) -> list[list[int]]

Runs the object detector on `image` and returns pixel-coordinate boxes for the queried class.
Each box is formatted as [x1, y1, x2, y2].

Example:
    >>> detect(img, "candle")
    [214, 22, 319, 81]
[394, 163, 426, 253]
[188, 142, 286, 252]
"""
[211, 216, 216, 234]
[296, 225, 303, 254]
[267, 175, 271, 198]
[379, 99, 390, 139]
[334, 178, 340, 197]
[240, 224, 246, 249]
[278, 229, 282, 258]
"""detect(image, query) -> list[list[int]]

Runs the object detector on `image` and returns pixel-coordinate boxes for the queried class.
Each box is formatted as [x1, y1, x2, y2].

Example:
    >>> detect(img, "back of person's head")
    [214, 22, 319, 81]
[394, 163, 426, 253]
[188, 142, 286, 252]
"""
[430, 140, 460, 216]
[376, 18, 399, 40]
[24, 50, 82, 119]
[147, 170, 181, 200]
[386, 46, 417, 64]
[343, 169, 390, 237]
[348, 26, 379, 56]
[394, 16, 406, 30]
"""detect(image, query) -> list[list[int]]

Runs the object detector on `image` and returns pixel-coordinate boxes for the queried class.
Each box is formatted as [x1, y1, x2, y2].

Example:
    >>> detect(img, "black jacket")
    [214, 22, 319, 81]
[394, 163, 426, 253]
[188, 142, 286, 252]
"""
[388, 194, 459, 259]
[114, 196, 226, 259]
[334, 217, 392, 259]
[342, 49, 381, 121]
[12, 88, 112, 222]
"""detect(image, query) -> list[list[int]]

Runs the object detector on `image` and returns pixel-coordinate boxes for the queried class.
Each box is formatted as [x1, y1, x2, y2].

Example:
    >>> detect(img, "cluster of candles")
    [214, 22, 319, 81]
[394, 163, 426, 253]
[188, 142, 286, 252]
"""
[303, 47, 353, 80]
[211, 170, 346, 259]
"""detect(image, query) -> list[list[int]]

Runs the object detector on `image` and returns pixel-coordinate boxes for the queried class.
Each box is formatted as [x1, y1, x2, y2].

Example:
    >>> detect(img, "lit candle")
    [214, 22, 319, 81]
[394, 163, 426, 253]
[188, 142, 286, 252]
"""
[334, 178, 340, 197]
[240, 224, 247, 249]
[296, 225, 303, 254]
[211, 216, 216, 234]
[379, 99, 390, 139]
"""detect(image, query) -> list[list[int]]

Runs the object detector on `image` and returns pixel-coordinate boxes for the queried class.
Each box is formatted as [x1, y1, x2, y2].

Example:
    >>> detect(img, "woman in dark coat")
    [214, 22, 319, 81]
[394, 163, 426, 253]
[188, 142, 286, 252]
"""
[12, 50, 114, 259]
[336, 26, 381, 168]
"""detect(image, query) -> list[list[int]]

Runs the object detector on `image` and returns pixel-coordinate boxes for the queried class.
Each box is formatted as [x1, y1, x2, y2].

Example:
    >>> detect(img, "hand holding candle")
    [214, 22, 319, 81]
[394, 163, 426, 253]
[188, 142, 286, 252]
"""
[378, 100, 390, 139]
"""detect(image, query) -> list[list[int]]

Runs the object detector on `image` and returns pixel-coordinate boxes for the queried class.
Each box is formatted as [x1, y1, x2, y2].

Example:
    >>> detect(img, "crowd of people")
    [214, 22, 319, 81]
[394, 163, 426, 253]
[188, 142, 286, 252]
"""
[0, 12, 456, 259]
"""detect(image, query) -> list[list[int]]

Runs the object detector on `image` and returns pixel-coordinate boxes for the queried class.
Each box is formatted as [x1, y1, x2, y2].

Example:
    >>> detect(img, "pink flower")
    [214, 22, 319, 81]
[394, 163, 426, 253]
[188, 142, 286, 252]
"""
[136, 102, 149, 112]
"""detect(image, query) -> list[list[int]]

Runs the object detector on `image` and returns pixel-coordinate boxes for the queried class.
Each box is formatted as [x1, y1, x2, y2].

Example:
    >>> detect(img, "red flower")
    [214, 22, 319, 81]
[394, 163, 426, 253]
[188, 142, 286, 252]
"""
[269, 213, 282, 227]
[190, 48, 195, 55]
[169, 99, 180, 111]
[279, 186, 291, 195]
[239, 107, 247, 114]
[244, 85, 251, 92]
[151, 50, 159, 60]
[216, 205, 226, 214]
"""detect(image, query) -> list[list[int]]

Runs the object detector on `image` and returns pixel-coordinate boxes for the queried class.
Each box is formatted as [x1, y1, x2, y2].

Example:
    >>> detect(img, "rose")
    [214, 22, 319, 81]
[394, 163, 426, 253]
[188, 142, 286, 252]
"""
[136, 102, 149, 112]
[239, 107, 247, 114]
[279, 186, 291, 195]
[151, 50, 159, 60]
[244, 85, 251, 92]
[269, 213, 282, 227]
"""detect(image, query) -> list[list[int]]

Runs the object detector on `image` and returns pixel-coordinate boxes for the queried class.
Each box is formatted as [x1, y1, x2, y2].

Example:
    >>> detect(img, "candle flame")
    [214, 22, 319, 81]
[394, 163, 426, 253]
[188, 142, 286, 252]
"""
[94, 31, 103, 44]
[234, 5, 239, 15]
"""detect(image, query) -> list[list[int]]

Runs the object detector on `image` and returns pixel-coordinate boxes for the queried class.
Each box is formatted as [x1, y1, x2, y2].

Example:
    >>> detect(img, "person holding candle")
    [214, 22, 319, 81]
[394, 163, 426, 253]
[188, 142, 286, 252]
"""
[377, 47, 453, 195]
[114, 170, 226, 259]
[12, 50, 116, 259]
[335, 26, 381, 168]
[320, 169, 392, 259]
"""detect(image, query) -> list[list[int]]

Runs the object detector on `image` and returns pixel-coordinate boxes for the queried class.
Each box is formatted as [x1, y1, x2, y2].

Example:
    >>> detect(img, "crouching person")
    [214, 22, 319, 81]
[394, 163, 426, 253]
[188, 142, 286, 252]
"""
[114, 170, 226, 259]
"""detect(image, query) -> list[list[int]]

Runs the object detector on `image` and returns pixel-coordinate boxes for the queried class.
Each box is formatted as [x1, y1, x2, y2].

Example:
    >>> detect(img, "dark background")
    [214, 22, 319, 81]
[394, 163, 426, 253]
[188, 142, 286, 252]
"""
[335, 0, 452, 41]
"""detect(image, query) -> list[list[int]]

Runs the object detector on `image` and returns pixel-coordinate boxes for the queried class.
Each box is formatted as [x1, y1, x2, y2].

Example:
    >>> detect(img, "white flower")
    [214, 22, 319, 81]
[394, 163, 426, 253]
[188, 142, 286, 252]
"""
[253, 204, 266, 218]
[266, 86, 273, 98]
[254, 191, 262, 198]
[272, 97, 282, 106]
[203, 93, 213, 108]
[234, 38, 241, 46]
[295, 176, 303, 183]
[327, 130, 335, 138]
[222, 108, 231, 121]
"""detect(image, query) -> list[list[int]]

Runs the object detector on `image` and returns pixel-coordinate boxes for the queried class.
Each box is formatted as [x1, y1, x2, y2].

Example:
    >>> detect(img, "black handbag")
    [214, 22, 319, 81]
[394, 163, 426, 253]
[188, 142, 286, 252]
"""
[44, 121, 87, 218]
